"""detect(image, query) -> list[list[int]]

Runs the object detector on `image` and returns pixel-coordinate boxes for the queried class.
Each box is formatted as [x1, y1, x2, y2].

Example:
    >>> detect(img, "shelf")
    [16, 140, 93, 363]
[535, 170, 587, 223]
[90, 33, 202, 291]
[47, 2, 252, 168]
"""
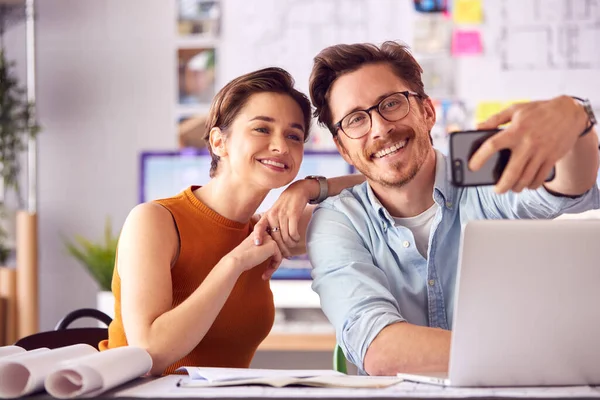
[258, 333, 336, 352]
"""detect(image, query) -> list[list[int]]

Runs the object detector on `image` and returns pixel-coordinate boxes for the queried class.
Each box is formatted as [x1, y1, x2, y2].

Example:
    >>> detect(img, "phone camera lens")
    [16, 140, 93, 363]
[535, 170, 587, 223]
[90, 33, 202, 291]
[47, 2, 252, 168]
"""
[453, 159, 464, 184]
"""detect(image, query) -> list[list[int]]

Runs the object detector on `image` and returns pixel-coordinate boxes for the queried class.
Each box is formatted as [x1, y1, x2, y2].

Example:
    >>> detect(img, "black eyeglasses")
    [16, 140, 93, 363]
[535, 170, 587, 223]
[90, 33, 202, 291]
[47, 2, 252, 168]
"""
[334, 91, 422, 139]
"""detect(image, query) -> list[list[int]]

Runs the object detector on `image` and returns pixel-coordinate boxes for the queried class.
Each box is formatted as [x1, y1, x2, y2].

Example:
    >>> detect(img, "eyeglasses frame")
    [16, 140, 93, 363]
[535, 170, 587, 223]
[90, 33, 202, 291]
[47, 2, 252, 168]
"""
[334, 91, 422, 139]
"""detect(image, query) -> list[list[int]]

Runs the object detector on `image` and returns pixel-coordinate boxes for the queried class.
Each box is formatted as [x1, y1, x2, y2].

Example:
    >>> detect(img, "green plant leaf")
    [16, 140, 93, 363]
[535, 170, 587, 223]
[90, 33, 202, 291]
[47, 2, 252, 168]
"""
[0, 50, 42, 206]
[63, 217, 119, 291]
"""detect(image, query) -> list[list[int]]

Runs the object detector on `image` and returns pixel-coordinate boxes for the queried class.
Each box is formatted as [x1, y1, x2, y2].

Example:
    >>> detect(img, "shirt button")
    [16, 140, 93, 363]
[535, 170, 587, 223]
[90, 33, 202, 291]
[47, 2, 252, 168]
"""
[428, 279, 435, 286]
[446, 201, 453, 209]
[403, 241, 410, 248]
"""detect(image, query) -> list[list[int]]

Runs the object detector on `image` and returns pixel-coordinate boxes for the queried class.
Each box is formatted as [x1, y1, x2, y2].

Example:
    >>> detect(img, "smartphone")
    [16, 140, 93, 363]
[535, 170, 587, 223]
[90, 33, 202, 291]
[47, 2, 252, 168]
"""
[449, 129, 555, 187]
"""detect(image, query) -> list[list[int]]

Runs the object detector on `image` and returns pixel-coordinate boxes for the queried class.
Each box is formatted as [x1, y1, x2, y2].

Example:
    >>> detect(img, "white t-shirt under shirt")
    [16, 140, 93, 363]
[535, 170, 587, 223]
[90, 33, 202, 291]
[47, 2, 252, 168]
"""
[393, 202, 439, 259]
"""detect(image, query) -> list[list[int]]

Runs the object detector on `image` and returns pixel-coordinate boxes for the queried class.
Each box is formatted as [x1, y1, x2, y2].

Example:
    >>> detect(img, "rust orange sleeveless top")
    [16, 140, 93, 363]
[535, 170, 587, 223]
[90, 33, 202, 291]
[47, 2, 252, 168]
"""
[99, 186, 275, 374]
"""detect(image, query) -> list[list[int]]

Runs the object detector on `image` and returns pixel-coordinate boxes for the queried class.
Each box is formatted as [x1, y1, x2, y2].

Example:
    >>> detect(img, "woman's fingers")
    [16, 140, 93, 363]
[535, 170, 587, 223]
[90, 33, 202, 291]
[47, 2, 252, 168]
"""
[252, 214, 269, 245]
[266, 214, 292, 258]
[262, 239, 282, 280]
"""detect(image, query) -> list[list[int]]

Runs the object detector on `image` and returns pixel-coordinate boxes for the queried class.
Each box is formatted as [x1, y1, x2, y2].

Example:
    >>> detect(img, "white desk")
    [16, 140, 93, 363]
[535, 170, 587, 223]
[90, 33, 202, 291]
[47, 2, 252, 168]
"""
[99, 375, 600, 399]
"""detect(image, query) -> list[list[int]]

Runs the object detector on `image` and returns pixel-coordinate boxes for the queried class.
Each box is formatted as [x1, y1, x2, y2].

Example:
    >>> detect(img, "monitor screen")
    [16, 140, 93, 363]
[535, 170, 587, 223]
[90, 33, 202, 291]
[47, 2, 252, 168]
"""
[139, 149, 355, 279]
[140, 149, 212, 203]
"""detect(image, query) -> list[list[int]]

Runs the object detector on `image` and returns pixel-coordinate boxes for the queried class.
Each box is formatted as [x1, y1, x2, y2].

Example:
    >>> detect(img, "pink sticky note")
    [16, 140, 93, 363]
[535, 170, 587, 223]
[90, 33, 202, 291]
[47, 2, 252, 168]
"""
[451, 29, 483, 56]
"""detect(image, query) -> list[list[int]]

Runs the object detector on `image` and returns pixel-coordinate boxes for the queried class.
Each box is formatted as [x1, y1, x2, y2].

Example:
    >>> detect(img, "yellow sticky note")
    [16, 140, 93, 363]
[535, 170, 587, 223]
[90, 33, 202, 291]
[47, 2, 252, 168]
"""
[453, 0, 483, 24]
[475, 101, 503, 124]
[475, 99, 530, 124]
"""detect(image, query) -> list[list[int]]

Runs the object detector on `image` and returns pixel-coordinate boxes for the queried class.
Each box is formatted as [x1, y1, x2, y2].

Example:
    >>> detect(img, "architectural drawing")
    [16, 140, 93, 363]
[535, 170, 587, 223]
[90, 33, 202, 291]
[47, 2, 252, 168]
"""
[499, 0, 600, 70]
[227, 0, 410, 93]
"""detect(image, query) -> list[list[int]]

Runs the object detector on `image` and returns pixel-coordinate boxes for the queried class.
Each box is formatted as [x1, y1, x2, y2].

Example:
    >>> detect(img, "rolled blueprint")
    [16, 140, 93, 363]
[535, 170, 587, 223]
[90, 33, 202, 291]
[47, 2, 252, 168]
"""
[0, 344, 96, 398]
[0, 346, 24, 359]
[45, 346, 152, 398]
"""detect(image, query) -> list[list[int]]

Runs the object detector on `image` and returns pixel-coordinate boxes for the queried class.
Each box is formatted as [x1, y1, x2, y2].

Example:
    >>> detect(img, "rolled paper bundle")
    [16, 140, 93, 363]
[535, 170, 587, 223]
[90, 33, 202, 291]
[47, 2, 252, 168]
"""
[0, 348, 49, 362]
[0, 346, 25, 359]
[0, 344, 97, 399]
[45, 346, 152, 399]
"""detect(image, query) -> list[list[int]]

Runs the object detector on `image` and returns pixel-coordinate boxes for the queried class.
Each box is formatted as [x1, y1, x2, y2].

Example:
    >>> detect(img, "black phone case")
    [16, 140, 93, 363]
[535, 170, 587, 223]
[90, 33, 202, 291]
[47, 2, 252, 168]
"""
[449, 129, 556, 187]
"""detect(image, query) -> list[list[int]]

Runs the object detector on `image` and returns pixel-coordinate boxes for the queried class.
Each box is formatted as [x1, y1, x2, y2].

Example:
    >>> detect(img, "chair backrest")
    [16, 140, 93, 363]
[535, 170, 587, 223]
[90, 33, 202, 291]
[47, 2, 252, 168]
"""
[15, 328, 109, 350]
[14, 308, 112, 351]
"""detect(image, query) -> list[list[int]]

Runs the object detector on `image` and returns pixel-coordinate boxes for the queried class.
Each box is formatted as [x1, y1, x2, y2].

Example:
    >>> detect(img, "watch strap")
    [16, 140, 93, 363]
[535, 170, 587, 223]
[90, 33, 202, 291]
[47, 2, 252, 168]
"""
[571, 96, 597, 137]
[305, 175, 328, 204]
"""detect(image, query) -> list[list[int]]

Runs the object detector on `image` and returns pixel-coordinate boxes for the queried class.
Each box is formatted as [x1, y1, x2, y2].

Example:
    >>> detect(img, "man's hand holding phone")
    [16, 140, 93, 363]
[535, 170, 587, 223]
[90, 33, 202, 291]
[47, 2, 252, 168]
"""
[467, 96, 590, 194]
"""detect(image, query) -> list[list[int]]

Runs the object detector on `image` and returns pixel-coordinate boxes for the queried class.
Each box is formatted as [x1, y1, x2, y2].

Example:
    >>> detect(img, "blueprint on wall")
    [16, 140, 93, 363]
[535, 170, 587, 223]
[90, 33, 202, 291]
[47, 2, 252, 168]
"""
[219, 0, 417, 150]
[220, 0, 414, 94]
[217, 0, 600, 151]
[499, 0, 600, 70]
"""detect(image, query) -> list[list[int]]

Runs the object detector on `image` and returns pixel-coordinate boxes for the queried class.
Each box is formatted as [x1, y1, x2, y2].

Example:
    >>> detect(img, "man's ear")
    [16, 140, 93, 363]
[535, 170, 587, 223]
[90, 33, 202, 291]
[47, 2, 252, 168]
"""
[334, 136, 354, 167]
[422, 97, 437, 131]
[209, 127, 227, 157]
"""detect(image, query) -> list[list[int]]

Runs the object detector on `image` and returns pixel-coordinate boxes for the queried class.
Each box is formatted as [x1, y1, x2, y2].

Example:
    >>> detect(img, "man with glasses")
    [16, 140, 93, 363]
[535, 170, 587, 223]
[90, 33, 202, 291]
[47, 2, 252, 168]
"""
[305, 41, 599, 376]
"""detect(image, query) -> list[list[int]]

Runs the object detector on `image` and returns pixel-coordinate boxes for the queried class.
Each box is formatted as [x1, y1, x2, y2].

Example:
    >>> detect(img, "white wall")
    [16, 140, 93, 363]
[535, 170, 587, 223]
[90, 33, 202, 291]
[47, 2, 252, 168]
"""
[29, 0, 176, 329]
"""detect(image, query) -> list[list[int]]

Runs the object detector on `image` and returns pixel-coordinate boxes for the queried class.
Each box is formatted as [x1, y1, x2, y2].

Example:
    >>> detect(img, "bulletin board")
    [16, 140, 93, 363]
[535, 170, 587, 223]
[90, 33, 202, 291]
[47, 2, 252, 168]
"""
[217, 0, 600, 152]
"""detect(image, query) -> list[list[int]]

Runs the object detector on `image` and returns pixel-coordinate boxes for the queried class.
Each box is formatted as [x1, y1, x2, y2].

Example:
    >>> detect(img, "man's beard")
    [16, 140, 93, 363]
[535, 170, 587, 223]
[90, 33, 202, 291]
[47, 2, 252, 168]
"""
[357, 127, 428, 188]
[369, 159, 421, 188]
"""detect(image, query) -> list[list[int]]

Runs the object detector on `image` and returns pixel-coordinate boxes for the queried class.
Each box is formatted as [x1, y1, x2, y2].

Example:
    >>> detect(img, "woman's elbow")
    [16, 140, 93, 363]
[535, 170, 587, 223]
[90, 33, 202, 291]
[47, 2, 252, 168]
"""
[149, 362, 167, 376]
[127, 337, 170, 376]
[145, 348, 171, 376]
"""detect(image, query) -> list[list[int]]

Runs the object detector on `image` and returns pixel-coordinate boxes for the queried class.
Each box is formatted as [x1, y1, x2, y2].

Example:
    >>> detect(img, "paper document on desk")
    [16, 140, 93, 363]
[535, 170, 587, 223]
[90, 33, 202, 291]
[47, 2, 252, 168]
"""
[177, 367, 402, 388]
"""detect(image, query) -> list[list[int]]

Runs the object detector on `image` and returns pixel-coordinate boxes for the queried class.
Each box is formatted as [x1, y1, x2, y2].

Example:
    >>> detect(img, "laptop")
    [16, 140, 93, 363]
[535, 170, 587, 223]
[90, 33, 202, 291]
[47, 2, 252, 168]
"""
[398, 219, 600, 387]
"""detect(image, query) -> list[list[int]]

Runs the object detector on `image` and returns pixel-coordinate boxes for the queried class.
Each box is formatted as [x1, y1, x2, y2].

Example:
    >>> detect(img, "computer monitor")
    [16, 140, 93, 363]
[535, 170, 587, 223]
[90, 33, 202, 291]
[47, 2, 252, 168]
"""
[139, 149, 212, 203]
[139, 149, 354, 279]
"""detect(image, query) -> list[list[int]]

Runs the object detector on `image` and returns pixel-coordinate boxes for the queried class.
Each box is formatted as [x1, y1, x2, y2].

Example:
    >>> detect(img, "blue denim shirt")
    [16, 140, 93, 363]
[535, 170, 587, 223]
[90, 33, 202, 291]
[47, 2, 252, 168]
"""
[307, 150, 599, 374]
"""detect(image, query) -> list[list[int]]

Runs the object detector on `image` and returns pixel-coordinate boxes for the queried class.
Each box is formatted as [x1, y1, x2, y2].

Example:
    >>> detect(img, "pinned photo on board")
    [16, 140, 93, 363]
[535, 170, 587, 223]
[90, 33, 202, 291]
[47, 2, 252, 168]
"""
[178, 48, 216, 105]
[177, 0, 220, 38]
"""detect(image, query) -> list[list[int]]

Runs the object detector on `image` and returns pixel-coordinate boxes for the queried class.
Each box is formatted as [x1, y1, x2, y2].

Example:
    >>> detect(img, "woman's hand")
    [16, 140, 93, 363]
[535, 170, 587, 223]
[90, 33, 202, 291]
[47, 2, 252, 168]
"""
[252, 179, 318, 258]
[226, 232, 283, 280]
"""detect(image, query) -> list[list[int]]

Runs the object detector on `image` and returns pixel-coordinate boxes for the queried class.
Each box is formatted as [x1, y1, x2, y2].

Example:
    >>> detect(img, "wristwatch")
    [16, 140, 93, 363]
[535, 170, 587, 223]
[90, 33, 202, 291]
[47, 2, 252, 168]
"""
[571, 96, 597, 137]
[305, 175, 328, 204]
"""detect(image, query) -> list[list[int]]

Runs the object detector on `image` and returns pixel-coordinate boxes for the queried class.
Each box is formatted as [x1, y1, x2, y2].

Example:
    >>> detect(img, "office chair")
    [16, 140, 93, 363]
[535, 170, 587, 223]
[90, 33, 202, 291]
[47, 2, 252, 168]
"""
[14, 308, 112, 350]
[333, 344, 348, 374]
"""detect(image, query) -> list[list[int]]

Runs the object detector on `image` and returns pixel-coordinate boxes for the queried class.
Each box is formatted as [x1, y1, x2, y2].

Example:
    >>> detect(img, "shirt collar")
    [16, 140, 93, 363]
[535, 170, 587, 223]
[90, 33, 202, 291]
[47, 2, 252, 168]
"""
[365, 148, 456, 224]
[432, 149, 455, 208]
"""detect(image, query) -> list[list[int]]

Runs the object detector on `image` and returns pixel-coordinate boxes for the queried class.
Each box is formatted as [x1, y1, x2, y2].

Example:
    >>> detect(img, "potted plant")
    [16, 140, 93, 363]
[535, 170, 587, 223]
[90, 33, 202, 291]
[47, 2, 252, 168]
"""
[64, 217, 118, 318]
